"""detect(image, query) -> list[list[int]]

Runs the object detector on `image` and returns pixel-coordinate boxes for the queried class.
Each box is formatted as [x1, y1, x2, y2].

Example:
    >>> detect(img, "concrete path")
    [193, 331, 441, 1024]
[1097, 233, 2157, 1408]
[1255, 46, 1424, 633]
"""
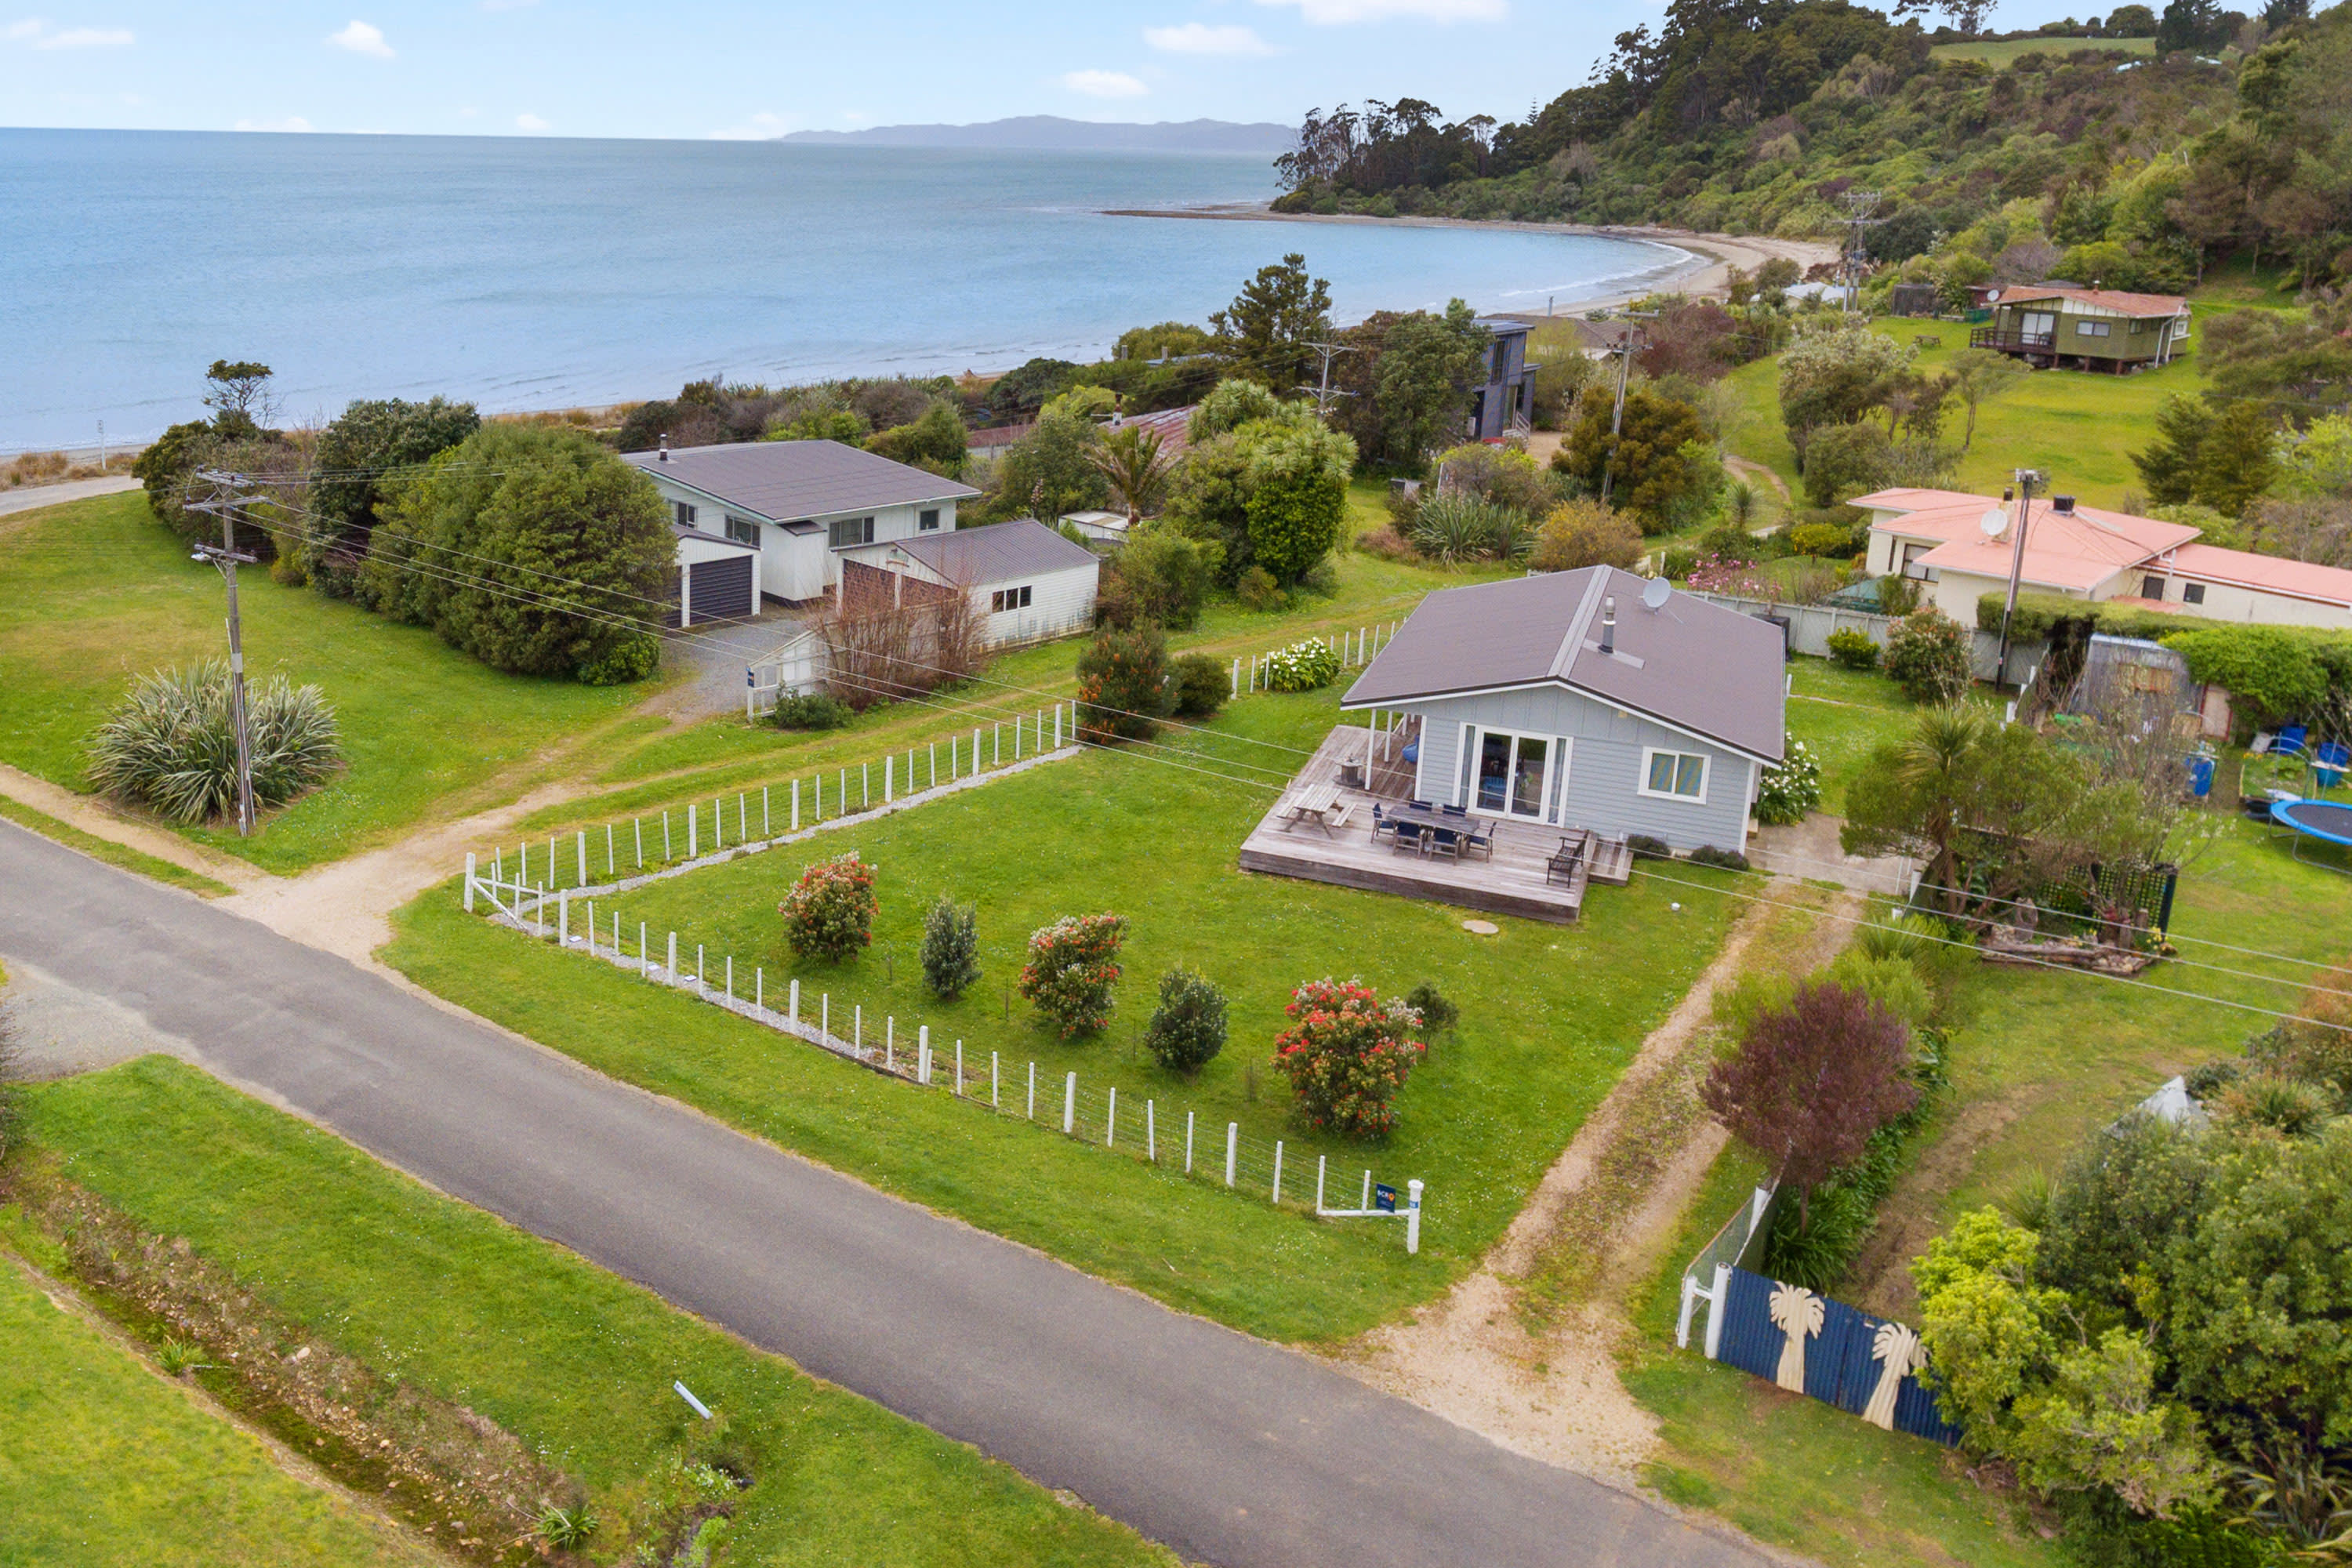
[0, 474, 140, 517]
[0, 821, 1772, 1568]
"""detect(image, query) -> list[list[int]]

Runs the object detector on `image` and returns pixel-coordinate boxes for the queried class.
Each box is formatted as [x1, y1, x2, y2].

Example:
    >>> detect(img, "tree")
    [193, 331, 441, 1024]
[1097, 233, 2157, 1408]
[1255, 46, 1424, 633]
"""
[1703, 981, 1917, 1229]
[2155, 0, 2228, 53]
[1881, 608, 1973, 704]
[1269, 978, 1428, 1140]
[989, 408, 1108, 524]
[1778, 327, 1911, 455]
[920, 895, 981, 1000]
[1097, 528, 1210, 630]
[1086, 423, 1175, 524]
[2108, 3, 2159, 31]
[1557, 388, 1709, 530]
[1636, 299, 1740, 382]
[303, 397, 481, 598]
[1530, 498, 1642, 571]
[985, 357, 1080, 419]
[1145, 967, 1229, 1074]
[1189, 377, 1289, 442]
[1354, 301, 1491, 471]
[1243, 420, 1355, 583]
[201, 358, 276, 431]
[779, 853, 877, 964]
[2133, 394, 2281, 516]
[1018, 914, 1127, 1037]
[364, 424, 671, 681]
[1800, 421, 1894, 508]
[1075, 626, 1173, 742]
[865, 401, 967, 474]
[1944, 348, 2026, 452]
[1210, 253, 1333, 392]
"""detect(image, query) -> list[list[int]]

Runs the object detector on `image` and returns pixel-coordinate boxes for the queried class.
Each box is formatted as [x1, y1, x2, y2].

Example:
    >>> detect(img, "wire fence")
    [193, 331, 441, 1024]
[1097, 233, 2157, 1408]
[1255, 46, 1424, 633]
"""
[1234, 622, 1400, 697]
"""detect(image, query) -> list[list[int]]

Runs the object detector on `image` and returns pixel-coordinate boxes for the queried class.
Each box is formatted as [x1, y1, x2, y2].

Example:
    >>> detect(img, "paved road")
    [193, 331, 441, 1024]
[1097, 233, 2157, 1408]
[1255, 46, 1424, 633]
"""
[0, 474, 140, 517]
[0, 822, 1771, 1568]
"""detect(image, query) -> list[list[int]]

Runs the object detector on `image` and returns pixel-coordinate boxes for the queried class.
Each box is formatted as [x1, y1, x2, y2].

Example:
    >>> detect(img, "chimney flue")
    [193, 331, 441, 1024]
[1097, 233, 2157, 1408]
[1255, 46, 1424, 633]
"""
[1600, 596, 1617, 655]
[658, 434, 670, 462]
[2053, 495, 2075, 514]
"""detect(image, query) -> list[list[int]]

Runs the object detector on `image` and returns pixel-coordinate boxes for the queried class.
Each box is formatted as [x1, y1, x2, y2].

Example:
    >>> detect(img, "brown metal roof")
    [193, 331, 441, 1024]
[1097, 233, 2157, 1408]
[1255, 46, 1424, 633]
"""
[622, 439, 979, 522]
[1991, 285, 2187, 317]
[1340, 567, 1787, 762]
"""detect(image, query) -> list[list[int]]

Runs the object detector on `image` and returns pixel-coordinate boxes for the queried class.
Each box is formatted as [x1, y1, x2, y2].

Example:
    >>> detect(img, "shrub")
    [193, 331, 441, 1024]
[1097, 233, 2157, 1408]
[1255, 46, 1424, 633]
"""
[1875, 575, 1922, 617]
[1883, 608, 1974, 704]
[1696, 521, 1763, 564]
[1788, 521, 1861, 558]
[1018, 913, 1127, 1037]
[1262, 638, 1341, 693]
[1099, 530, 1208, 630]
[1171, 653, 1228, 718]
[1529, 498, 1642, 572]
[1402, 981, 1458, 1035]
[1270, 978, 1428, 1140]
[1144, 967, 1229, 1074]
[85, 660, 343, 824]
[1075, 627, 1172, 742]
[1657, 547, 1699, 581]
[768, 691, 855, 731]
[577, 633, 662, 687]
[1243, 430, 1352, 583]
[1689, 845, 1751, 871]
[1755, 735, 1821, 826]
[919, 895, 981, 1000]
[1800, 420, 1894, 509]
[778, 853, 877, 964]
[535, 1503, 600, 1551]
[1627, 833, 1672, 859]
[1235, 565, 1287, 612]
[1826, 627, 1881, 670]
[1356, 523, 1419, 562]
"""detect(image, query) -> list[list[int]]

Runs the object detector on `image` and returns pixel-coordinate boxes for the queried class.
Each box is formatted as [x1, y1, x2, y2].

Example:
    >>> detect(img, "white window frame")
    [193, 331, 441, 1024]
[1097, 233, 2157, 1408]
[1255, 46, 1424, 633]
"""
[2077, 320, 2111, 339]
[1639, 746, 1711, 805]
[674, 500, 698, 528]
[724, 514, 761, 547]
[990, 584, 1033, 614]
[1464, 724, 1561, 822]
[919, 508, 942, 532]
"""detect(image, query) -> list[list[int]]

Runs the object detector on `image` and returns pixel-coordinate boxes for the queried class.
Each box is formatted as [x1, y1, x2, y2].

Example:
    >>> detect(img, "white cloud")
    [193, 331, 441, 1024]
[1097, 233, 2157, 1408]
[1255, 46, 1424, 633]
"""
[1254, 0, 1504, 22]
[514, 111, 550, 131]
[1063, 68, 1148, 98]
[328, 20, 393, 58]
[711, 111, 789, 141]
[234, 115, 314, 132]
[7, 20, 136, 47]
[1145, 21, 1275, 54]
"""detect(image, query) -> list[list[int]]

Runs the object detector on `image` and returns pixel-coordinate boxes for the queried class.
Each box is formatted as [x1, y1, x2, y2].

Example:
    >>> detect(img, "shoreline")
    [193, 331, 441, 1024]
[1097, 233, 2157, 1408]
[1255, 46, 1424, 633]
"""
[1104, 201, 1838, 314]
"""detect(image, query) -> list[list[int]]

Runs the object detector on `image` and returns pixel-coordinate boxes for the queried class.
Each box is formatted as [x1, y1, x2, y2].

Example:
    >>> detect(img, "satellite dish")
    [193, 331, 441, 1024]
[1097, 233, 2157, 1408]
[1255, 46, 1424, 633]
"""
[1980, 507, 2008, 538]
[1642, 575, 1672, 611]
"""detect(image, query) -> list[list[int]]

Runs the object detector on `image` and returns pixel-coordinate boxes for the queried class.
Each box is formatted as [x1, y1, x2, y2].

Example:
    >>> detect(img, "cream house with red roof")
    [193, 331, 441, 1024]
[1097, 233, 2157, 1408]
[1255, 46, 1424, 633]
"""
[1857, 488, 2352, 631]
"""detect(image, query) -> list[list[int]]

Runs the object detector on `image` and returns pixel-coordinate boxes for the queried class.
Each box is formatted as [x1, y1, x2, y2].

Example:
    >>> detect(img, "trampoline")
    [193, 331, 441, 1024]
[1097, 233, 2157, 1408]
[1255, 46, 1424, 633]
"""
[2273, 798, 2352, 873]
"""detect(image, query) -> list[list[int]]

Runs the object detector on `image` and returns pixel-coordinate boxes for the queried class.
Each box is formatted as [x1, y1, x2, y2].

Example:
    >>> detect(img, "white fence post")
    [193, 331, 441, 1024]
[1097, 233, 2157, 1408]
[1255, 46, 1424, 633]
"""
[724, 955, 732, 1002]
[576, 830, 586, 886]
[464, 852, 476, 912]
[1704, 1263, 1732, 1358]
[688, 804, 698, 860]
[1063, 1071, 1076, 1134]
[789, 978, 800, 1024]
[755, 967, 762, 1012]
[1147, 1101, 1156, 1163]
[917, 1025, 929, 1084]
[662, 810, 672, 861]
[1027, 1061, 1036, 1119]
[666, 931, 677, 984]
[606, 823, 615, 877]
[955, 1040, 964, 1096]
[1406, 1179, 1424, 1256]
[1225, 1123, 1237, 1187]
[557, 891, 568, 946]
[990, 1049, 998, 1107]
[1316, 1154, 1327, 1212]
[1272, 1141, 1283, 1203]
[885, 754, 895, 804]
[1185, 1111, 1195, 1174]
[634, 818, 643, 868]
[1230, 657, 1240, 699]
[762, 786, 770, 837]
[1106, 1086, 1116, 1146]
[793, 779, 801, 832]
[1054, 705, 1062, 750]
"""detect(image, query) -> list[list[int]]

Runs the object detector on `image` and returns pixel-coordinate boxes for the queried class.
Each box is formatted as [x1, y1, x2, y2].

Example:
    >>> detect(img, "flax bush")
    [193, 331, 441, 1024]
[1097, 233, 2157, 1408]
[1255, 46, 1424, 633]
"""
[778, 853, 877, 964]
[1018, 913, 1127, 1038]
[85, 659, 342, 824]
[1270, 978, 1428, 1140]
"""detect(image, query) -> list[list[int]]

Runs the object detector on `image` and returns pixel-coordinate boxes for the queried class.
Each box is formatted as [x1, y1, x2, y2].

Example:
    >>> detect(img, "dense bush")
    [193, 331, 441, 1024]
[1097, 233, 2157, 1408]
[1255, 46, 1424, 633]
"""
[302, 396, 482, 597]
[576, 633, 662, 688]
[1018, 913, 1127, 1037]
[85, 661, 343, 824]
[864, 401, 967, 474]
[1262, 638, 1341, 692]
[1170, 653, 1229, 718]
[919, 895, 981, 1000]
[1098, 530, 1209, 631]
[1788, 520, 1862, 558]
[1626, 833, 1671, 860]
[778, 853, 877, 964]
[1882, 609, 1974, 705]
[1556, 388, 1715, 532]
[1528, 498, 1641, 572]
[768, 691, 855, 731]
[1269, 978, 1428, 1140]
[1825, 627, 1881, 670]
[1075, 627, 1173, 742]
[1754, 735, 1822, 826]
[1144, 967, 1229, 1074]
[1234, 565, 1287, 612]
[1688, 845, 1751, 871]
[1403, 981, 1458, 1035]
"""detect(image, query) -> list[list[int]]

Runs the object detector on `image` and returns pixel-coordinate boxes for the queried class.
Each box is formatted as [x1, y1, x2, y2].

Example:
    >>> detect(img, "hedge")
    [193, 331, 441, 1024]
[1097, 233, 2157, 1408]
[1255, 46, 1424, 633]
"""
[1973, 590, 2203, 644]
[1975, 590, 2352, 725]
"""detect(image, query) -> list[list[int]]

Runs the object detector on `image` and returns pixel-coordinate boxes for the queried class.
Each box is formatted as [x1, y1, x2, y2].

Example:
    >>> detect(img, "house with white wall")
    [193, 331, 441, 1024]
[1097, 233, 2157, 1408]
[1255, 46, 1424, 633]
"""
[621, 439, 980, 624]
[1857, 487, 2352, 631]
[838, 518, 1098, 648]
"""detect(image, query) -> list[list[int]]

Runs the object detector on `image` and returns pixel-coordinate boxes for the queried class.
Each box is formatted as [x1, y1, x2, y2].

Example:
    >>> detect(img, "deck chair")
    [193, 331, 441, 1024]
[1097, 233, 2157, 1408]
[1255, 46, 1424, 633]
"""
[1546, 838, 1586, 887]
[1425, 827, 1462, 862]
[1392, 821, 1426, 855]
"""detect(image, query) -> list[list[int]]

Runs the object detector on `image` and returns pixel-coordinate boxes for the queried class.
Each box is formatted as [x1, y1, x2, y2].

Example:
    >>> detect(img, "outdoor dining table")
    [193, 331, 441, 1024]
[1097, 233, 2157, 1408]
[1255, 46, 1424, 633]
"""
[1383, 803, 1499, 857]
[1279, 780, 1345, 836]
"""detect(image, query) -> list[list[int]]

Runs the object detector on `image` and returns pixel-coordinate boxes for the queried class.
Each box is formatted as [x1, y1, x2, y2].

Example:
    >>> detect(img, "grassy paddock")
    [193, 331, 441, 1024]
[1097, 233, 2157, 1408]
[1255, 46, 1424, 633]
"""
[391, 686, 1745, 1342]
[9, 1058, 1171, 1567]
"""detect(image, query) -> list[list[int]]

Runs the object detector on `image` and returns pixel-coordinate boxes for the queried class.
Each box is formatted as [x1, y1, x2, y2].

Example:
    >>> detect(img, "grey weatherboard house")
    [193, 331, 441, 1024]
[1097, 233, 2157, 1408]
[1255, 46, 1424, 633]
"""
[1340, 567, 1786, 852]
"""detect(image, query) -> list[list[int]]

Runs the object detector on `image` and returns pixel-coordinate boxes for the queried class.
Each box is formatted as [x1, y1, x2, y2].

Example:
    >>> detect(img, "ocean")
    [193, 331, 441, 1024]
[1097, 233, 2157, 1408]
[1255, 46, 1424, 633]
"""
[0, 128, 1692, 449]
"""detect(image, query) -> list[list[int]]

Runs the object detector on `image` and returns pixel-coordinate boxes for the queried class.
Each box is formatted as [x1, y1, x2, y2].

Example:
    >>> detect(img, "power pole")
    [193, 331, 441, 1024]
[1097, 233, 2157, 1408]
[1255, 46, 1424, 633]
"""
[1599, 312, 1655, 506]
[188, 471, 261, 836]
[1836, 189, 1883, 315]
[1295, 340, 1356, 421]
[1995, 468, 2042, 684]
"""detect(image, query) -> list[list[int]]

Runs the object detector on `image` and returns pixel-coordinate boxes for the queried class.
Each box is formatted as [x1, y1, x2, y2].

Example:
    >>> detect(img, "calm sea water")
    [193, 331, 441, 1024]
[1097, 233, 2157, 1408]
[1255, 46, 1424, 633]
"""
[1, 129, 1690, 448]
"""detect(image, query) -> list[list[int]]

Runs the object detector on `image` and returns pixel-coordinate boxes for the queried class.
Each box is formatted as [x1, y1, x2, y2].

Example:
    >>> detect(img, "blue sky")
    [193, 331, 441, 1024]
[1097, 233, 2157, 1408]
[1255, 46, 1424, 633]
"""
[2, 0, 2039, 140]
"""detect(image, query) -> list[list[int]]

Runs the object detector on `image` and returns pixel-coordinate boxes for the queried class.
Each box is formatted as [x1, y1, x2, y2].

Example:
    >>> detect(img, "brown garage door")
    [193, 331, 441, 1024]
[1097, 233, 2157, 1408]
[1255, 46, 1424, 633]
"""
[685, 554, 754, 622]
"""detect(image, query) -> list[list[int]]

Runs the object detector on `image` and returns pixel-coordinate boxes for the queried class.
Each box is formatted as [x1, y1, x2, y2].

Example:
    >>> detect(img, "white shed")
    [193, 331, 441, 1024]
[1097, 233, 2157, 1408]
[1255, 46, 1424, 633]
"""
[840, 519, 1099, 648]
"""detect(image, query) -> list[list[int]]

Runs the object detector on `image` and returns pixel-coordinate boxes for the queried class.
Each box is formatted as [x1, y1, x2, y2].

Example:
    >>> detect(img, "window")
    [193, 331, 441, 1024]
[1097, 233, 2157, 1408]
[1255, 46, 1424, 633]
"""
[989, 584, 1033, 614]
[2021, 310, 2057, 342]
[1640, 748, 1708, 803]
[919, 508, 941, 532]
[2129, 318, 2149, 334]
[673, 500, 698, 528]
[1473, 731, 1552, 819]
[827, 516, 875, 549]
[2183, 582, 2206, 604]
[2077, 320, 2112, 339]
[724, 515, 760, 546]
[2142, 575, 2165, 600]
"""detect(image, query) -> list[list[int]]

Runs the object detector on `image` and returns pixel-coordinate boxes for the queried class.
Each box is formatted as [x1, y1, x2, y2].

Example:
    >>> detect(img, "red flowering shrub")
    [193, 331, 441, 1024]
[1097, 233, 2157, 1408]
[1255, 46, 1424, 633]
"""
[779, 852, 877, 963]
[1075, 629, 1172, 744]
[1270, 978, 1428, 1140]
[1018, 913, 1127, 1036]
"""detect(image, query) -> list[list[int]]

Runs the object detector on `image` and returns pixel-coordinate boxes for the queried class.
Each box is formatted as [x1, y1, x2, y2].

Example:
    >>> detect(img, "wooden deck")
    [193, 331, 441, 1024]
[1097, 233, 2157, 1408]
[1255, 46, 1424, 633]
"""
[1238, 726, 1630, 924]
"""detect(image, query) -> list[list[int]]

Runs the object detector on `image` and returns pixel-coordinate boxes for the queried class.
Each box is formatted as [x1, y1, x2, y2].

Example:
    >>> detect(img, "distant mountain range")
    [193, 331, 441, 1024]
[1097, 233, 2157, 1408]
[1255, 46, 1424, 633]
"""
[778, 116, 1294, 154]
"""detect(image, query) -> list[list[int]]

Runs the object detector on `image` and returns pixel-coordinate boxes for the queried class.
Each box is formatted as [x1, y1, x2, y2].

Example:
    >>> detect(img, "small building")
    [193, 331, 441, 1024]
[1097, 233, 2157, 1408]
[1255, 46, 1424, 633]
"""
[622, 439, 980, 623]
[1967, 284, 2190, 371]
[1857, 486, 2352, 630]
[1889, 281, 1940, 318]
[838, 518, 1098, 648]
[1061, 509, 1132, 545]
[1468, 318, 1537, 440]
[1339, 566, 1787, 851]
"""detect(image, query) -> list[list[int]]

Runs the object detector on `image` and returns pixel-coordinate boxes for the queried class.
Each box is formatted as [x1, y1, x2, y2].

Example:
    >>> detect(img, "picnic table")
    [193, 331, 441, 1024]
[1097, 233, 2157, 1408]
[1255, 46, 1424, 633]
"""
[1280, 780, 1347, 836]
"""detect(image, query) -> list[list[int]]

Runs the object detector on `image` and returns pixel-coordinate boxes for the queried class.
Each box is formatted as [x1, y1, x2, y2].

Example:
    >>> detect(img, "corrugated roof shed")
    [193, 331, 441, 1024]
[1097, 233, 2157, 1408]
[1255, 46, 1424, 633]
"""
[884, 518, 1099, 584]
[621, 439, 978, 521]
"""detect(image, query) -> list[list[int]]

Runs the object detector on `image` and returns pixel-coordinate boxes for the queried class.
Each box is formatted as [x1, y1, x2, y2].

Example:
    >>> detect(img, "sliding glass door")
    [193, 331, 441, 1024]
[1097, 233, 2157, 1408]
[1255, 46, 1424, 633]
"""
[1472, 729, 1554, 820]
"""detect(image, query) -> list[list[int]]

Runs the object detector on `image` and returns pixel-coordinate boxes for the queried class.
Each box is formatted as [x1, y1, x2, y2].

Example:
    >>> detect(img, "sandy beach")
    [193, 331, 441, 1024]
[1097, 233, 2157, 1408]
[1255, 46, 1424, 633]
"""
[1106, 202, 1839, 314]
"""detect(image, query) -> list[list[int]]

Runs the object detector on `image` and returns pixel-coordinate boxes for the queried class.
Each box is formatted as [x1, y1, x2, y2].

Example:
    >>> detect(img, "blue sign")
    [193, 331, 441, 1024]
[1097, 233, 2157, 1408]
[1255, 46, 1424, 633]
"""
[1374, 1183, 1398, 1213]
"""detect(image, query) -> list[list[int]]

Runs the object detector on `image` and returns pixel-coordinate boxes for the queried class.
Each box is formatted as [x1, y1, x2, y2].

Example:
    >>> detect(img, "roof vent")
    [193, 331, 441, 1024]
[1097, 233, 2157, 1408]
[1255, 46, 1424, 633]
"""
[1600, 596, 1617, 655]
[658, 434, 670, 463]
[2053, 495, 2076, 515]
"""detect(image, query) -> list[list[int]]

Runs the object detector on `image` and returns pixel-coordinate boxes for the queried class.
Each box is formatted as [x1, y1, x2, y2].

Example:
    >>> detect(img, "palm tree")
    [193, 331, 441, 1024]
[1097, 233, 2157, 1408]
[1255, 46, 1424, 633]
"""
[1086, 424, 1175, 524]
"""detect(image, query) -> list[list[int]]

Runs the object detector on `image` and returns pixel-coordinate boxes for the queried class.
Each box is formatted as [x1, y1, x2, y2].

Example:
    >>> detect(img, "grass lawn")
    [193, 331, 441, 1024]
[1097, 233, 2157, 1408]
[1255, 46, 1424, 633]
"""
[0, 793, 237, 897]
[1929, 34, 2152, 65]
[0, 490, 657, 873]
[387, 684, 1746, 1344]
[1784, 655, 2007, 816]
[0, 1250, 439, 1568]
[6, 1057, 1171, 1567]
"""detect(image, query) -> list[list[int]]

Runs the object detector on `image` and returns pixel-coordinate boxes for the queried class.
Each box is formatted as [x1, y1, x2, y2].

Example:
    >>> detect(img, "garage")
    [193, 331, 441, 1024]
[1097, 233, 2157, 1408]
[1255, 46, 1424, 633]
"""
[684, 553, 754, 622]
[671, 525, 760, 627]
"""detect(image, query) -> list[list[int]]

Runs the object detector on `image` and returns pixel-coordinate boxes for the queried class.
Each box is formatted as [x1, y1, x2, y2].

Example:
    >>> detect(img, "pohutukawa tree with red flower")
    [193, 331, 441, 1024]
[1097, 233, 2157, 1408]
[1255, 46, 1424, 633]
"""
[1018, 913, 1128, 1037]
[1270, 978, 1428, 1140]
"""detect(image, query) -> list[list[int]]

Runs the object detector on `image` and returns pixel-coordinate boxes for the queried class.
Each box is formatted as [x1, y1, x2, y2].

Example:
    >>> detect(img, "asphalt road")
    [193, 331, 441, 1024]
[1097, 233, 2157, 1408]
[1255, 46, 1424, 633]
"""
[0, 822, 1772, 1568]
